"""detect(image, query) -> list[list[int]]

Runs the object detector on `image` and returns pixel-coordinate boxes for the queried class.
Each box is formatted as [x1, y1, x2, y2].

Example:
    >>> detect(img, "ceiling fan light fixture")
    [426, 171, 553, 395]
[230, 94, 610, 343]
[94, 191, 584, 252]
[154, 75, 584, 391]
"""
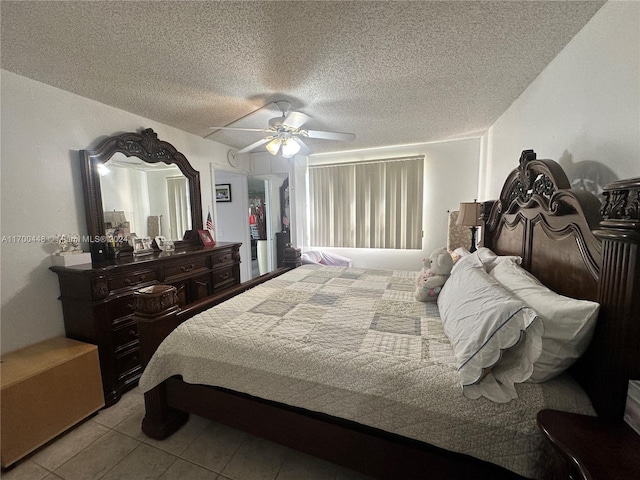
[281, 138, 301, 158]
[265, 138, 282, 155]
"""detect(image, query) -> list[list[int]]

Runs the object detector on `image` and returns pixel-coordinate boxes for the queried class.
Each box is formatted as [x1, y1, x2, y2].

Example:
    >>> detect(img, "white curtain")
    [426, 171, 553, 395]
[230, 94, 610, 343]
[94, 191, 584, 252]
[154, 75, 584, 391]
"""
[167, 176, 191, 240]
[309, 156, 423, 249]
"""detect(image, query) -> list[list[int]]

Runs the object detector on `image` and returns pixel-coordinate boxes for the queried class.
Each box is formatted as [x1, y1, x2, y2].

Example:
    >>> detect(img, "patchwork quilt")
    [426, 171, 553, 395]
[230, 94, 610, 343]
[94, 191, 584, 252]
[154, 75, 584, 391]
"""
[139, 265, 594, 479]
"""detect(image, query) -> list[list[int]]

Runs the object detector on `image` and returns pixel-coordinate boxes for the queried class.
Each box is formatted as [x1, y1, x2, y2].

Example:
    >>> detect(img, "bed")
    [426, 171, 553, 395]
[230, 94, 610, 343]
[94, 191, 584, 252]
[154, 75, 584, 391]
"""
[135, 150, 640, 479]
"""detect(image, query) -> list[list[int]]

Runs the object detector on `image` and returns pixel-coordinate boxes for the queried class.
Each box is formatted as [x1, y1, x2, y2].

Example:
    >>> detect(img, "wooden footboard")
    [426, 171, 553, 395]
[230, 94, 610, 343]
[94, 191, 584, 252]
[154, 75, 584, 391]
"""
[160, 378, 523, 480]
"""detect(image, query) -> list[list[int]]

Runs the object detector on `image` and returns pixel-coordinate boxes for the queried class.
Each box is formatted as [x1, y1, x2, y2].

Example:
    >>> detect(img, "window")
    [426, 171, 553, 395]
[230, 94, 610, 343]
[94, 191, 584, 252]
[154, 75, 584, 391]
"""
[308, 156, 424, 249]
[166, 176, 191, 239]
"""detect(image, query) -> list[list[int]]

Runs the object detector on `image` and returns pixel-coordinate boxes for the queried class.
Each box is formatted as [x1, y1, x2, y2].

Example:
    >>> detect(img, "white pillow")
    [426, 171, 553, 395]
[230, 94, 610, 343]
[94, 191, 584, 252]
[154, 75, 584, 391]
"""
[438, 254, 543, 402]
[450, 247, 521, 275]
[449, 247, 472, 273]
[475, 247, 522, 273]
[489, 260, 599, 382]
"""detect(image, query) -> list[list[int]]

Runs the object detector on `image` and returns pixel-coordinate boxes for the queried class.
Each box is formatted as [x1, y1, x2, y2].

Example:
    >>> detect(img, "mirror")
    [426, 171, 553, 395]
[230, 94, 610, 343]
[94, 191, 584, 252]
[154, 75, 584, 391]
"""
[81, 129, 203, 253]
[100, 155, 191, 241]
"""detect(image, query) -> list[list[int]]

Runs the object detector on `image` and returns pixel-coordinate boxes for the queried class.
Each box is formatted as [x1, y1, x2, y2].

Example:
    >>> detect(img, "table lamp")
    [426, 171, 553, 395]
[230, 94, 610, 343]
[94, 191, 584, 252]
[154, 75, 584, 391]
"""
[457, 201, 482, 252]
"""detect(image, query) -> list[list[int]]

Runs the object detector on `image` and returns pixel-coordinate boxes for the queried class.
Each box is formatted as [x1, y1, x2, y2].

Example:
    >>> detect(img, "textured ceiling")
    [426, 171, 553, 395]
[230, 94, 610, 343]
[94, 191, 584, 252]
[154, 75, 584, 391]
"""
[1, 1, 605, 155]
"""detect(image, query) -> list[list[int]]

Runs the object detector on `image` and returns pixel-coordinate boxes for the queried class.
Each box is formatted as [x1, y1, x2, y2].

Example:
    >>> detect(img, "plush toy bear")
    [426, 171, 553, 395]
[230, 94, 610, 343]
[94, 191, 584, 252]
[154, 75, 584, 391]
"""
[415, 247, 454, 302]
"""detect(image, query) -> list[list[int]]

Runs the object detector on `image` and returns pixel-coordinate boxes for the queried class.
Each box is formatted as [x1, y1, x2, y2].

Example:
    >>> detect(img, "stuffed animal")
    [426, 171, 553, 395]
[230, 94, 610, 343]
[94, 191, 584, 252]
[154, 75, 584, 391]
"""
[415, 247, 454, 302]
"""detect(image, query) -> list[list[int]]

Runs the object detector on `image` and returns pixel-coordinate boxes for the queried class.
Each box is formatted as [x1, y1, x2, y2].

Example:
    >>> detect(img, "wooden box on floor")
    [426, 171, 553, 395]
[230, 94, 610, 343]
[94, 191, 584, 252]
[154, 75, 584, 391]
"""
[0, 337, 104, 467]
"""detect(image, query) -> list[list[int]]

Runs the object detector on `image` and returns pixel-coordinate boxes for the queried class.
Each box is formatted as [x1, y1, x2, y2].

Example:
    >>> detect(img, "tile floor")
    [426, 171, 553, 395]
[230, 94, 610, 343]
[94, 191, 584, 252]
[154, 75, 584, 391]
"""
[1, 388, 374, 480]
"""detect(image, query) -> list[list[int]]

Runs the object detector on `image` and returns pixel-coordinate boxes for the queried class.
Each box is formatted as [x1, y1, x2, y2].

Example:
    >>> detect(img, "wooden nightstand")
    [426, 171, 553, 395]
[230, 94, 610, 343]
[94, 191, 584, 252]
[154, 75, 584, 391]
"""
[537, 409, 640, 480]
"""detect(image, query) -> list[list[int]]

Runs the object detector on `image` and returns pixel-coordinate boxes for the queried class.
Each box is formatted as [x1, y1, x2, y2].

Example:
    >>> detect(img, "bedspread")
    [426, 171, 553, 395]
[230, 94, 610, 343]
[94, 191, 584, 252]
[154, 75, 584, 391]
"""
[139, 265, 595, 479]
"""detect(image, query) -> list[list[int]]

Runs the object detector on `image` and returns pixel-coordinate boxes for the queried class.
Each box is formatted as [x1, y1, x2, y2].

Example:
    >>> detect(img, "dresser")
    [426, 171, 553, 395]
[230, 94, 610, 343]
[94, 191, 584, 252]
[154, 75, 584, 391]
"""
[51, 242, 241, 406]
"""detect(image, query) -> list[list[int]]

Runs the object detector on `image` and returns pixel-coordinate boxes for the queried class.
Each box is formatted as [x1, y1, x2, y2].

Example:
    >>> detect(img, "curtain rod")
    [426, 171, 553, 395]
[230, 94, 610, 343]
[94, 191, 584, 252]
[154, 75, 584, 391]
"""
[308, 155, 424, 169]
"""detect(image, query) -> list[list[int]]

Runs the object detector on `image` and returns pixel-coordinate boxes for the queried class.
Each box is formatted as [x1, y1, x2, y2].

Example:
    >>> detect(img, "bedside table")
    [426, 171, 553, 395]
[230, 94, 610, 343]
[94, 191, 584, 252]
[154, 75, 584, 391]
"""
[537, 409, 640, 480]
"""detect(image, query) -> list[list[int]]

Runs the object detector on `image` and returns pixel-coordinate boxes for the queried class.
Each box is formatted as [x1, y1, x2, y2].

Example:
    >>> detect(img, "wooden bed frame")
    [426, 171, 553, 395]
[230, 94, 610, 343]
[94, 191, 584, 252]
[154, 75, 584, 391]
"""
[135, 151, 639, 479]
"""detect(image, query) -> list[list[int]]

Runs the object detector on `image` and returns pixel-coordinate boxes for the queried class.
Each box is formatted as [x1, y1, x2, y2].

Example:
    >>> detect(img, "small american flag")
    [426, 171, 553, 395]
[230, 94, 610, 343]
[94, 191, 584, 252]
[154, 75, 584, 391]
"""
[206, 211, 214, 232]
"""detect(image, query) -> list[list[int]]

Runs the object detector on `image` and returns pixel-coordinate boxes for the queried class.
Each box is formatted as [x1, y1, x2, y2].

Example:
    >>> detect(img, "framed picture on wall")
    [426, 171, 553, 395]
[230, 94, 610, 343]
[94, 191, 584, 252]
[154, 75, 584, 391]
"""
[198, 229, 216, 246]
[216, 183, 232, 202]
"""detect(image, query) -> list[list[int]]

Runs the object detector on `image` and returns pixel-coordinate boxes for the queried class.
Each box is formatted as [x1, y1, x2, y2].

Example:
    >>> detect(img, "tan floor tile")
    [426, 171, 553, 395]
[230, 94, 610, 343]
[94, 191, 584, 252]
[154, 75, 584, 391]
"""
[53, 430, 139, 480]
[275, 450, 337, 480]
[158, 458, 218, 480]
[221, 436, 289, 480]
[93, 391, 145, 429]
[180, 422, 246, 473]
[112, 403, 146, 441]
[334, 465, 376, 480]
[143, 414, 211, 456]
[101, 444, 176, 480]
[0, 460, 49, 480]
[31, 420, 110, 471]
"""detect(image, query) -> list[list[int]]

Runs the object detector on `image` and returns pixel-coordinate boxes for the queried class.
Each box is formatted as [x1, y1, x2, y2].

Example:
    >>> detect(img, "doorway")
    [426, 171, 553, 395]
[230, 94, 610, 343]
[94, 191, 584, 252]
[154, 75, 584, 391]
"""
[247, 173, 289, 279]
[212, 168, 289, 282]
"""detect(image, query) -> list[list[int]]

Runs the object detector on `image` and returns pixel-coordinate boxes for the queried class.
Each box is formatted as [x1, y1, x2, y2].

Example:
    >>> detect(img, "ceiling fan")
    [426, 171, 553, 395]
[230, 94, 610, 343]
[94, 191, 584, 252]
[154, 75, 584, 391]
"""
[209, 100, 355, 158]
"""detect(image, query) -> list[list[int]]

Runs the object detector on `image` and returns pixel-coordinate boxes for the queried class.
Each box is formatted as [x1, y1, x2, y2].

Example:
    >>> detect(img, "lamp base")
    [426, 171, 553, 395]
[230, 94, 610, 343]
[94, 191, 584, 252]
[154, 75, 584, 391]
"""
[469, 226, 478, 253]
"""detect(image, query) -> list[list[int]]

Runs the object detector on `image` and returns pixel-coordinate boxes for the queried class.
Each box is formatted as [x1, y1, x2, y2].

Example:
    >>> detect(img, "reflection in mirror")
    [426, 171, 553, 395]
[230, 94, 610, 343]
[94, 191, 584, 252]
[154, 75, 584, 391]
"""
[99, 154, 191, 241]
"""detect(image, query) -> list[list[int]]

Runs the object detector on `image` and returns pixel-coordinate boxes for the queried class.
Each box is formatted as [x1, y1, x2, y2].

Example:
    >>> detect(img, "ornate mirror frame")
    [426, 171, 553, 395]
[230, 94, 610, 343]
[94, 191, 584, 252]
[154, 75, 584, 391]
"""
[80, 128, 203, 249]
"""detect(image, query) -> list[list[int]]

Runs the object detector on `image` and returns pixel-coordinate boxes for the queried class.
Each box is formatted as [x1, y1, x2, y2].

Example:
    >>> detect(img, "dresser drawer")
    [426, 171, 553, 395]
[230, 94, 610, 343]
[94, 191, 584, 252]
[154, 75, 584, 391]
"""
[115, 345, 140, 380]
[108, 270, 158, 291]
[108, 295, 136, 322]
[212, 266, 237, 291]
[111, 318, 138, 352]
[211, 249, 233, 267]
[164, 257, 208, 280]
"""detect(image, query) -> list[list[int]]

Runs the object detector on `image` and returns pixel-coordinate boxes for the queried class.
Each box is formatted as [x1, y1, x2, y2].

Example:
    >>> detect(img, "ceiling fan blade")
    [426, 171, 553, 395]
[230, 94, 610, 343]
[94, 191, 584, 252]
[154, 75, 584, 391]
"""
[295, 137, 311, 156]
[237, 137, 272, 154]
[304, 130, 356, 142]
[208, 126, 271, 132]
[283, 111, 310, 129]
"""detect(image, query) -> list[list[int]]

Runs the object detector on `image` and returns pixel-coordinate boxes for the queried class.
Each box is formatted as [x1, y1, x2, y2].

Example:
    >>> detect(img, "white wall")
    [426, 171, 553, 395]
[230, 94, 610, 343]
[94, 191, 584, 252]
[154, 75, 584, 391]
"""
[0, 70, 242, 354]
[295, 138, 482, 271]
[482, 0, 640, 199]
[213, 170, 252, 282]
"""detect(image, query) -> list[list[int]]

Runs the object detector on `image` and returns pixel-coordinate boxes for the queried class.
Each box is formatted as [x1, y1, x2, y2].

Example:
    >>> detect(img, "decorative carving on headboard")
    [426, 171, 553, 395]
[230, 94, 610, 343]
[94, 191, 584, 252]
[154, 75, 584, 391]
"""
[485, 150, 574, 233]
[504, 150, 570, 209]
[483, 150, 602, 280]
[600, 178, 640, 222]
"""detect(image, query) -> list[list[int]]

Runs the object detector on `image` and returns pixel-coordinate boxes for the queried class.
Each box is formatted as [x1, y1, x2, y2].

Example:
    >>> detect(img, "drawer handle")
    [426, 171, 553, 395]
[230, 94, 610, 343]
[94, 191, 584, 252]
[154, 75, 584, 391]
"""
[218, 256, 228, 263]
[127, 304, 134, 310]
[181, 264, 195, 272]
[219, 272, 230, 280]
[129, 329, 138, 338]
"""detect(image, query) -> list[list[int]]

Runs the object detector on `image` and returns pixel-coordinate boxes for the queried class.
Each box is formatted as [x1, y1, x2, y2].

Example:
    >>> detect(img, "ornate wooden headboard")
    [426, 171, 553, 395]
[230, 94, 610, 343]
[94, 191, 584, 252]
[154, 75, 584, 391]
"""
[481, 150, 639, 422]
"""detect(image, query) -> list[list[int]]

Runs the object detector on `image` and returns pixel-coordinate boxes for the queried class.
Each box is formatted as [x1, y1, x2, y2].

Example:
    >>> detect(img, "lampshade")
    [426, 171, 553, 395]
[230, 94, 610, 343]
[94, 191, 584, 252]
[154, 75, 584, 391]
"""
[281, 138, 301, 158]
[265, 138, 282, 156]
[456, 201, 482, 227]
